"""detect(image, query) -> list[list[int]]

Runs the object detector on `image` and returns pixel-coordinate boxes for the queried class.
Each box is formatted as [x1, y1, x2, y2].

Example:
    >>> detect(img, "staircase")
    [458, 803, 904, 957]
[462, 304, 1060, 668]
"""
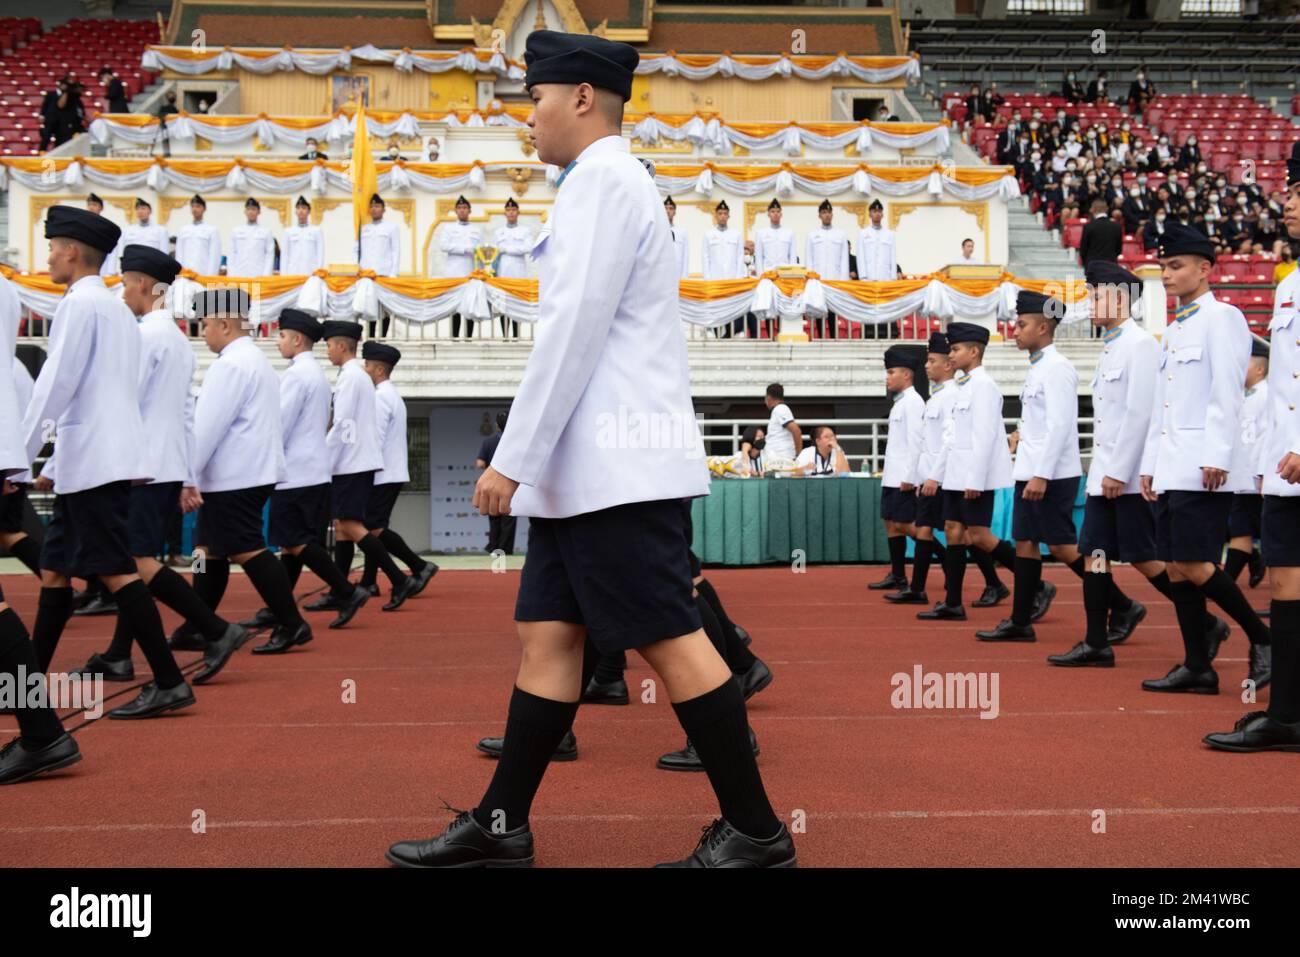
[1006, 196, 1083, 281]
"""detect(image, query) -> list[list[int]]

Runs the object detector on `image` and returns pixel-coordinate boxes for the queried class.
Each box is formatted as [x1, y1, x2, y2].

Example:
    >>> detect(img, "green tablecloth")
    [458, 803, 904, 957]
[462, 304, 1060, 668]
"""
[690, 477, 888, 566]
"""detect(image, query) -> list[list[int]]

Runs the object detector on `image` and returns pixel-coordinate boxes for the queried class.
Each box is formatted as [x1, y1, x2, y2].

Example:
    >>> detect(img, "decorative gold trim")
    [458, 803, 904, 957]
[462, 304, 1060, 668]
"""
[504, 165, 532, 197]
[515, 127, 535, 157]
[259, 197, 291, 228]
[159, 196, 194, 224]
[309, 197, 348, 226]
[106, 196, 139, 218]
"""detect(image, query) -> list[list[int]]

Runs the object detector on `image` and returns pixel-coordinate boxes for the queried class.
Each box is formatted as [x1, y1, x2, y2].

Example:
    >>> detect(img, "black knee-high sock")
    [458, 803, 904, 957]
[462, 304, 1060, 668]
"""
[911, 538, 934, 593]
[0, 608, 64, 744]
[7, 535, 42, 577]
[192, 557, 230, 613]
[31, 586, 73, 673]
[944, 545, 968, 607]
[930, 540, 947, 563]
[149, 566, 228, 640]
[1223, 547, 1251, 583]
[241, 551, 303, 628]
[359, 547, 379, 589]
[1169, 580, 1211, 671]
[886, 535, 906, 580]
[592, 649, 626, 685]
[1068, 555, 1133, 613]
[280, 551, 304, 591]
[356, 535, 406, 589]
[696, 579, 756, 672]
[1266, 600, 1300, 725]
[474, 687, 579, 832]
[696, 592, 729, 662]
[1011, 556, 1042, 626]
[379, 528, 427, 573]
[1198, 569, 1271, 645]
[298, 542, 354, 596]
[111, 580, 184, 689]
[672, 678, 781, 839]
[333, 540, 355, 591]
[1083, 572, 1112, 649]
[1148, 570, 1217, 631]
[104, 614, 134, 661]
[970, 546, 1002, 587]
[990, 539, 1017, 572]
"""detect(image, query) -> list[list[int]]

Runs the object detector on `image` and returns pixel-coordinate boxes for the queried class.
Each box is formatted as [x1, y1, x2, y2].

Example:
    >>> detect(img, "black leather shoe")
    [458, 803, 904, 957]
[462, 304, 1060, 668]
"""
[252, 621, 313, 655]
[1047, 641, 1115, 667]
[363, 583, 381, 598]
[0, 733, 82, 785]
[1029, 580, 1058, 622]
[734, 624, 752, 647]
[193, 623, 250, 684]
[329, 586, 370, 629]
[304, 592, 345, 612]
[1247, 550, 1265, 589]
[655, 818, 796, 868]
[239, 608, 278, 629]
[72, 595, 118, 617]
[975, 619, 1036, 642]
[884, 588, 929, 604]
[736, 658, 773, 700]
[1206, 615, 1230, 662]
[1142, 665, 1218, 694]
[1106, 601, 1147, 645]
[581, 677, 629, 705]
[411, 563, 439, 596]
[656, 728, 760, 772]
[386, 809, 534, 868]
[1248, 644, 1272, 689]
[868, 572, 907, 591]
[107, 681, 196, 719]
[917, 602, 966, 621]
[168, 623, 207, 652]
[1204, 711, 1300, 753]
[382, 576, 420, 612]
[476, 730, 578, 762]
[75, 652, 134, 682]
[971, 583, 1010, 608]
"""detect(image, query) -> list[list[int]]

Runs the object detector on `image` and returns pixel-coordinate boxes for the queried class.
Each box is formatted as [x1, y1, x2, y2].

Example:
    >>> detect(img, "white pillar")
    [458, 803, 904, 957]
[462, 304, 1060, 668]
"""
[1135, 263, 1167, 339]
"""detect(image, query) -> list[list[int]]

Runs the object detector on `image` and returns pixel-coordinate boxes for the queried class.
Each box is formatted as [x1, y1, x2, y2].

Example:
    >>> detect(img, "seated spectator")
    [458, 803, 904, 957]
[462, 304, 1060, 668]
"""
[423, 137, 441, 162]
[1143, 208, 1169, 250]
[1254, 210, 1281, 252]
[737, 425, 766, 478]
[1126, 68, 1156, 116]
[1177, 135, 1202, 172]
[793, 427, 849, 477]
[1061, 69, 1085, 103]
[1086, 69, 1109, 105]
[385, 136, 403, 161]
[299, 137, 329, 161]
[1274, 245, 1296, 284]
[979, 82, 1004, 122]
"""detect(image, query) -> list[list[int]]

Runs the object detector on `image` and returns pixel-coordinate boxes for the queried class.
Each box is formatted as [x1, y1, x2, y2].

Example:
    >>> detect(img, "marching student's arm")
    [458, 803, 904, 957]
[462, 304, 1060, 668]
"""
[1138, 342, 1166, 501]
[903, 392, 925, 490]
[1033, 361, 1079, 481]
[1200, 311, 1249, 487]
[326, 372, 359, 465]
[207, 230, 222, 277]
[386, 225, 401, 277]
[1107, 335, 1157, 491]
[965, 380, 999, 493]
[21, 298, 92, 465]
[261, 232, 276, 276]
[190, 358, 242, 488]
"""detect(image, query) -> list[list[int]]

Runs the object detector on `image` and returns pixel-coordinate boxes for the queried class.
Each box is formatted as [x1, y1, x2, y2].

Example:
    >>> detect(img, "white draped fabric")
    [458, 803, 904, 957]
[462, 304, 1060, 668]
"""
[140, 45, 525, 80]
[635, 53, 920, 84]
[632, 116, 949, 155]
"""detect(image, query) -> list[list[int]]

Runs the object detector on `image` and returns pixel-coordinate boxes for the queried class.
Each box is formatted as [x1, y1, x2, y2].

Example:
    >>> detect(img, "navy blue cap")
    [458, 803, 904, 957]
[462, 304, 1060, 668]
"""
[1158, 220, 1216, 262]
[883, 345, 926, 372]
[524, 30, 639, 102]
[927, 331, 950, 355]
[320, 319, 363, 341]
[119, 244, 180, 285]
[362, 340, 401, 366]
[279, 308, 322, 342]
[946, 321, 989, 345]
[1251, 337, 1270, 358]
[45, 205, 120, 253]
[1085, 259, 1141, 288]
[194, 287, 250, 320]
[1016, 289, 1067, 322]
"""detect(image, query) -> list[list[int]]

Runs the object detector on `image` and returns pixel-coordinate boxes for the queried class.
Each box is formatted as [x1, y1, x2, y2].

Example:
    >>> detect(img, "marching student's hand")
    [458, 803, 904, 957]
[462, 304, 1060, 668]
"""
[474, 466, 519, 516]
[1, 479, 14, 495]
[1200, 467, 1227, 492]
[180, 486, 203, 513]
[921, 479, 939, 497]
[900, 482, 915, 493]
[1101, 475, 1125, 499]
[1023, 476, 1047, 501]
[1139, 474, 1157, 503]
[964, 488, 981, 500]
[1279, 452, 1300, 485]
[33, 475, 53, 492]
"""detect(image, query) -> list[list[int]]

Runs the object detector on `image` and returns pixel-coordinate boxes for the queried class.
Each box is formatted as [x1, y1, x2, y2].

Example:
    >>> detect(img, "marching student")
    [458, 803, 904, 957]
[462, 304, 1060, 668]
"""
[1049, 260, 1226, 667]
[918, 322, 1013, 622]
[438, 196, 481, 338]
[386, 30, 794, 868]
[889, 331, 954, 605]
[871, 346, 926, 595]
[1223, 339, 1270, 589]
[281, 196, 326, 276]
[356, 341, 438, 598]
[664, 196, 690, 279]
[186, 288, 312, 659]
[174, 194, 222, 277]
[1205, 145, 1300, 750]
[18, 207, 196, 720]
[75, 246, 247, 682]
[228, 198, 275, 277]
[1139, 222, 1271, 694]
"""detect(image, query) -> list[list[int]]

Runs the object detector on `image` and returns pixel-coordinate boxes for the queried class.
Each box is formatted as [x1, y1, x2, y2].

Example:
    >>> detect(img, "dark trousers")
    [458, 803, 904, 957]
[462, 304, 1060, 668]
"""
[488, 515, 517, 555]
[813, 310, 838, 339]
[451, 313, 475, 338]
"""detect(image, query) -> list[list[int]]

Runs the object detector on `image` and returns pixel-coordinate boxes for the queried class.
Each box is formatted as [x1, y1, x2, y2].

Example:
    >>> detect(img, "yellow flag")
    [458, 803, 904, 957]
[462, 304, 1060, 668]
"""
[350, 105, 379, 241]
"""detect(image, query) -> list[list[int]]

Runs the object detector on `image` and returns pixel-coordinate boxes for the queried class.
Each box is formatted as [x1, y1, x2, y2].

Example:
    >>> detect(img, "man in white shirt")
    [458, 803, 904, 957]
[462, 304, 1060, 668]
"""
[281, 196, 325, 276]
[107, 196, 169, 279]
[793, 426, 849, 476]
[754, 198, 796, 275]
[185, 288, 311, 660]
[701, 199, 744, 282]
[870, 346, 927, 595]
[438, 195, 481, 338]
[857, 198, 896, 282]
[228, 197, 275, 277]
[387, 30, 791, 869]
[664, 196, 689, 279]
[959, 238, 980, 264]
[805, 198, 849, 339]
[174, 194, 221, 277]
[355, 193, 402, 337]
[493, 197, 533, 337]
[356, 341, 437, 596]
[762, 382, 801, 468]
[1223, 339, 1270, 588]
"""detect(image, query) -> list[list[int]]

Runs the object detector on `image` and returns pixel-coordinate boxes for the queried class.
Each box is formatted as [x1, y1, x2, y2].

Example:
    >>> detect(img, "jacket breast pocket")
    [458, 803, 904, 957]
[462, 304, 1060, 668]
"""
[1170, 345, 1207, 430]
[952, 399, 973, 448]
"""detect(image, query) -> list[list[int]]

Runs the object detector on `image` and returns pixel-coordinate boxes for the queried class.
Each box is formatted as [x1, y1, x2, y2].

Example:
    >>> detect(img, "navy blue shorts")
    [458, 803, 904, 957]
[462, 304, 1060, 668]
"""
[0, 483, 28, 533]
[880, 485, 918, 523]
[515, 498, 702, 654]
[683, 504, 702, 577]
[196, 485, 272, 558]
[1077, 493, 1158, 565]
[269, 483, 330, 549]
[127, 482, 181, 557]
[331, 471, 374, 522]
[1261, 496, 1300, 567]
[1154, 491, 1233, 564]
[914, 488, 944, 529]
[942, 488, 996, 528]
[1011, 477, 1080, 545]
[364, 481, 403, 530]
[1228, 493, 1263, 540]
[40, 481, 135, 577]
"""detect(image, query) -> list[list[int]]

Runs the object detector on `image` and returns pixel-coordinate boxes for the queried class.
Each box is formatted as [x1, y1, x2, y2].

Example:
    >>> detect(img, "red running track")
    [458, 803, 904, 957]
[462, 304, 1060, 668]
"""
[0, 565, 1295, 868]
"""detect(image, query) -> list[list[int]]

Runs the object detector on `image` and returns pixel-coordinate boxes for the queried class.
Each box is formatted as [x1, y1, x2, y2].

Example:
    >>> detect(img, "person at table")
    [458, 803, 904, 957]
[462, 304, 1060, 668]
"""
[762, 383, 801, 468]
[737, 425, 765, 478]
[793, 426, 849, 477]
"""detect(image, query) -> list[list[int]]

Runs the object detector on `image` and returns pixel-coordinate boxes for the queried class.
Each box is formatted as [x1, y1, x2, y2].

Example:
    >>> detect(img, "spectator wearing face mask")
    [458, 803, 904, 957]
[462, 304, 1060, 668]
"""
[979, 82, 1004, 123]
[1178, 136, 1202, 172]
[1143, 207, 1169, 250]
[1086, 69, 1109, 105]
[1062, 69, 1085, 104]
[1122, 182, 1150, 234]
[1126, 68, 1155, 116]
[1064, 130, 1083, 159]
[1254, 210, 1281, 252]
[737, 426, 766, 478]
[1148, 136, 1174, 171]
[1223, 208, 1249, 246]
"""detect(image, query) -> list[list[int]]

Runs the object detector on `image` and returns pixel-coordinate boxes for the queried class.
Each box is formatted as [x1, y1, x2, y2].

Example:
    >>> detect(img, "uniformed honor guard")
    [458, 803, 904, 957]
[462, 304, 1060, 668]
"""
[118, 197, 169, 255]
[174, 194, 222, 277]
[702, 199, 744, 280]
[281, 196, 325, 276]
[888, 332, 955, 605]
[664, 196, 690, 279]
[493, 197, 533, 337]
[871, 345, 927, 595]
[438, 195, 481, 338]
[804, 199, 849, 339]
[1205, 144, 1300, 750]
[1139, 221, 1272, 694]
[1223, 338, 1270, 588]
[17, 207, 197, 721]
[856, 198, 896, 282]
[75, 246, 247, 682]
[386, 30, 794, 868]
[228, 197, 275, 277]
[185, 288, 313, 659]
[356, 194, 401, 337]
[754, 198, 796, 275]
[919, 321, 1013, 621]
[1050, 261, 1226, 667]
[357, 341, 438, 596]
